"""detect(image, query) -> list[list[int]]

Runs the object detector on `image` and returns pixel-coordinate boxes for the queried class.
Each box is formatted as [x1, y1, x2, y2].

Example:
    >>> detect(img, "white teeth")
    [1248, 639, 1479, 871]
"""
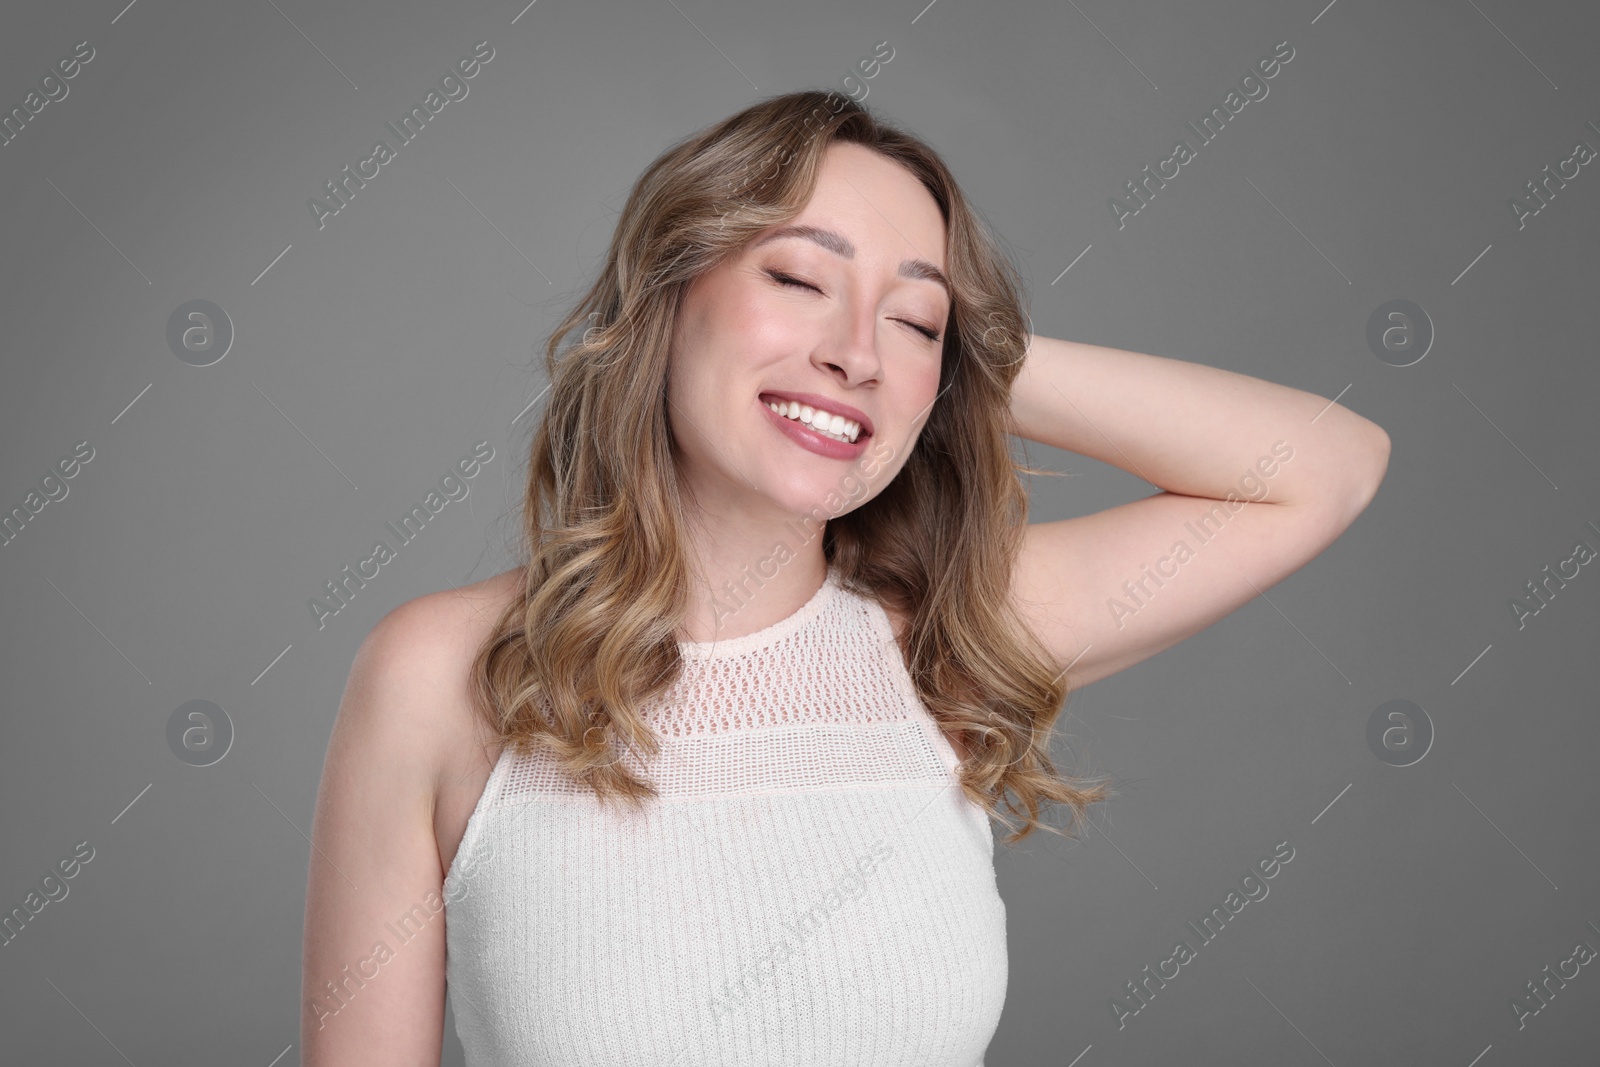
[765, 399, 861, 443]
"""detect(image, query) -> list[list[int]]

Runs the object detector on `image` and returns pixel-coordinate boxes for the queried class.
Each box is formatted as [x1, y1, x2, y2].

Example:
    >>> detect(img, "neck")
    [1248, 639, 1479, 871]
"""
[676, 520, 831, 644]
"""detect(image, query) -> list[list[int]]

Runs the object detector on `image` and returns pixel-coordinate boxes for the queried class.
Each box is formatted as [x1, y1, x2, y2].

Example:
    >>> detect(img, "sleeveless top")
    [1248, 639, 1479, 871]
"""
[443, 567, 1009, 1066]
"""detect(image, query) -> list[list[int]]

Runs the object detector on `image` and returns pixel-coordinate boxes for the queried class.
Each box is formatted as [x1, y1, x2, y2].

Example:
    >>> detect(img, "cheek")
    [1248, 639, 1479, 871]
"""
[694, 292, 786, 370]
[905, 362, 944, 431]
[667, 307, 725, 394]
[742, 298, 809, 354]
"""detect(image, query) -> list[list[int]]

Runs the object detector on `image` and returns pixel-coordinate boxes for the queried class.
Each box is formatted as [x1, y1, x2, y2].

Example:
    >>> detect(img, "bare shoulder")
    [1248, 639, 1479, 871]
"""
[301, 566, 526, 1056]
[364, 565, 528, 879]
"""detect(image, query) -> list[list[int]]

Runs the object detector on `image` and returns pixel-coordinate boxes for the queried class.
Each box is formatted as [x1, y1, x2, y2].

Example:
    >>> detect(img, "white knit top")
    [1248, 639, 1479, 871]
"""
[443, 567, 1008, 1066]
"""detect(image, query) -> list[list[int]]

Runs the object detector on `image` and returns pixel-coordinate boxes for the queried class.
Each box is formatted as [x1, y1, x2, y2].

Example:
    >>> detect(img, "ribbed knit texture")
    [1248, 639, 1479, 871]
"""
[443, 567, 1008, 1066]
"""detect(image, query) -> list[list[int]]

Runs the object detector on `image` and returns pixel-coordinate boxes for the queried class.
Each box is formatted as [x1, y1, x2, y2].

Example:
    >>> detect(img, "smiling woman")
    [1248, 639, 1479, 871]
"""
[301, 85, 1388, 1066]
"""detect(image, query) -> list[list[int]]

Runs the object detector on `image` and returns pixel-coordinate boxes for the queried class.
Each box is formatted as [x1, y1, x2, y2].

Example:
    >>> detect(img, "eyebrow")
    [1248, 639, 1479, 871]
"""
[752, 224, 951, 299]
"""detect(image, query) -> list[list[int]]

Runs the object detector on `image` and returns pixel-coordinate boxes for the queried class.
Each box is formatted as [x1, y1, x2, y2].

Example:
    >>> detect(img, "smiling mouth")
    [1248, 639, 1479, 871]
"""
[760, 395, 867, 444]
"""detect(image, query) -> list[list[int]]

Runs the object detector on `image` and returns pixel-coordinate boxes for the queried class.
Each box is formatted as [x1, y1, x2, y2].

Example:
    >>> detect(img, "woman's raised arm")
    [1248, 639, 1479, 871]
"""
[1005, 333, 1390, 689]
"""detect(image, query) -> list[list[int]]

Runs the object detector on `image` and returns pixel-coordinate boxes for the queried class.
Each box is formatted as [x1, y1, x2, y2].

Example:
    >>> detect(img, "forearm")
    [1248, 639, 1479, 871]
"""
[1011, 334, 1389, 506]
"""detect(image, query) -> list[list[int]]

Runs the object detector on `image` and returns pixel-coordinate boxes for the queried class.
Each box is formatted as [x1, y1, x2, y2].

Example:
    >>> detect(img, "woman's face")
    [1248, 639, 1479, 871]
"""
[667, 141, 951, 524]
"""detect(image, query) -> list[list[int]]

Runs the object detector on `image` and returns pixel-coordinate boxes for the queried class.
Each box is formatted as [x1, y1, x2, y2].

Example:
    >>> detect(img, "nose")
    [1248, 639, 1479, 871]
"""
[813, 298, 882, 386]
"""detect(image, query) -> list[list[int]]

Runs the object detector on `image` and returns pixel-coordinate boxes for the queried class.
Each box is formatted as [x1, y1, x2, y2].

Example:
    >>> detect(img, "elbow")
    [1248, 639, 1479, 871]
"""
[1290, 417, 1389, 520]
[1335, 420, 1390, 518]
[1358, 420, 1391, 495]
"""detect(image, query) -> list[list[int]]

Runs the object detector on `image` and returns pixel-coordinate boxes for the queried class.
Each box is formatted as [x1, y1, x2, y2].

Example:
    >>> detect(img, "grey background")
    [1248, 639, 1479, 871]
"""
[2, 0, 1597, 1063]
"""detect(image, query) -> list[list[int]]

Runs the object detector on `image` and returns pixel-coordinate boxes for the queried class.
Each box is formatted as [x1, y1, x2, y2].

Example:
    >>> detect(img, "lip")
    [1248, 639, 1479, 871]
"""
[758, 396, 871, 460]
[757, 390, 874, 438]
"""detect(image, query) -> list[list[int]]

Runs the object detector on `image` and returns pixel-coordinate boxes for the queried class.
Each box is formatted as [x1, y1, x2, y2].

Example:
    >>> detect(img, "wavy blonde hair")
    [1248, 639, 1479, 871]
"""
[470, 88, 1110, 844]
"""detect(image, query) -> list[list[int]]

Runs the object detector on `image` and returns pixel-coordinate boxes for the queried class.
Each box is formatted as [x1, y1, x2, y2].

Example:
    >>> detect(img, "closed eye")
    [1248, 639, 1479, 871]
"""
[768, 270, 821, 294]
[766, 270, 942, 343]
